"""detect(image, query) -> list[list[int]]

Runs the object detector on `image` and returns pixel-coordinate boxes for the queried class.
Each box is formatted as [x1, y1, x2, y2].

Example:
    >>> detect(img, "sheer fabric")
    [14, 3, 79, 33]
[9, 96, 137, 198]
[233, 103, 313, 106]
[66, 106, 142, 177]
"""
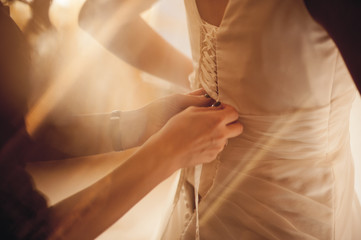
[162, 0, 361, 239]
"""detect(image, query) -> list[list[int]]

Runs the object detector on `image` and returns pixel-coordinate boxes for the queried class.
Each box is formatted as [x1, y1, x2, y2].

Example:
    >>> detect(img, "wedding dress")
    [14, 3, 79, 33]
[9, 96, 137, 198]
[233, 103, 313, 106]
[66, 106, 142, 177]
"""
[162, 0, 361, 239]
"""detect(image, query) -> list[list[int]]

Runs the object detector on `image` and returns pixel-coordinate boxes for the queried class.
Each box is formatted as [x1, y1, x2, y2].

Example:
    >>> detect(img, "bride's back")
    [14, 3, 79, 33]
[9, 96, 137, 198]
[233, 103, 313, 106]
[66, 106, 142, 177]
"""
[162, 0, 361, 239]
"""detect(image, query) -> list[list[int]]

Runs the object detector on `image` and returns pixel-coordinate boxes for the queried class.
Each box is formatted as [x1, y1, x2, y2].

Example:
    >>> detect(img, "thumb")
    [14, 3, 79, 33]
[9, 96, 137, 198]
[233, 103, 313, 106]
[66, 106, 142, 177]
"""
[183, 94, 214, 107]
[187, 88, 207, 96]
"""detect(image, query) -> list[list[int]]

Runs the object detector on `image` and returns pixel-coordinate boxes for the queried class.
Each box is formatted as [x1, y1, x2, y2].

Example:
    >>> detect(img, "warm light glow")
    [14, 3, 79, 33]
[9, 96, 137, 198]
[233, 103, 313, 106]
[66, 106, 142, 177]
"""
[54, 0, 70, 7]
[12, 0, 361, 239]
[23, 1, 187, 239]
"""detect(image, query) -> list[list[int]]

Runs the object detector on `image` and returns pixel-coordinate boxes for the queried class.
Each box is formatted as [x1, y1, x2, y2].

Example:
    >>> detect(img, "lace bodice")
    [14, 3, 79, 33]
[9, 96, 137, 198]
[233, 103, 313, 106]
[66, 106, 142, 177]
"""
[197, 21, 219, 100]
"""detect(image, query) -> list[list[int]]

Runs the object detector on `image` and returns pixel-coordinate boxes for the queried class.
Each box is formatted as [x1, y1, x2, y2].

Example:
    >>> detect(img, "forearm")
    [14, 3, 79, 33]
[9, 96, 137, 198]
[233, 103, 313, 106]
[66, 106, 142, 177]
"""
[49, 141, 175, 239]
[35, 90, 212, 155]
[33, 112, 114, 156]
[105, 18, 193, 88]
[79, 0, 193, 88]
[46, 101, 243, 239]
[35, 109, 149, 156]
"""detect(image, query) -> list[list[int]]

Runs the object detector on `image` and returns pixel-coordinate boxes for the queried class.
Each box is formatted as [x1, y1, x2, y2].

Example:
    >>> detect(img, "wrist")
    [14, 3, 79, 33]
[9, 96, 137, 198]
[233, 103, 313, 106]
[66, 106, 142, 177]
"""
[118, 109, 147, 149]
[145, 129, 184, 174]
[135, 134, 179, 179]
[109, 110, 122, 151]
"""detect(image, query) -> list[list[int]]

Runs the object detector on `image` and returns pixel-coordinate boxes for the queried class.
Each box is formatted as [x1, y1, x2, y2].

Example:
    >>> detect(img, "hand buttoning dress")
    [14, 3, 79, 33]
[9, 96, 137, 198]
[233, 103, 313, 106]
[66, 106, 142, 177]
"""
[162, 0, 361, 239]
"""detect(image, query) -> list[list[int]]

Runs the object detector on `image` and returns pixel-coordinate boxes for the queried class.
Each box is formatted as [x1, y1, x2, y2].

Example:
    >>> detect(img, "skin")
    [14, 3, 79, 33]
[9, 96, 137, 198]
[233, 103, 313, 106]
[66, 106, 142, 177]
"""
[36, 89, 220, 155]
[79, 0, 193, 88]
[48, 1, 361, 237]
[42, 2, 244, 239]
[47, 98, 243, 240]
[195, 0, 228, 27]
[78, 2, 361, 240]
[78, 0, 229, 87]
[1, 2, 245, 239]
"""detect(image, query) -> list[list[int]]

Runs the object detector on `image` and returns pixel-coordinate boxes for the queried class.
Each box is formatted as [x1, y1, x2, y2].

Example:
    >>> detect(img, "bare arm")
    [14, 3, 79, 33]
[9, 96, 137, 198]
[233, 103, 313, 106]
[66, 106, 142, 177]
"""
[35, 90, 213, 156]
[49, 146, 176, 239]
[35, 110, 144, 156]
[79, 0, 193, 88]
[304, 0, 361, 93]
[48, 104, 243, 239]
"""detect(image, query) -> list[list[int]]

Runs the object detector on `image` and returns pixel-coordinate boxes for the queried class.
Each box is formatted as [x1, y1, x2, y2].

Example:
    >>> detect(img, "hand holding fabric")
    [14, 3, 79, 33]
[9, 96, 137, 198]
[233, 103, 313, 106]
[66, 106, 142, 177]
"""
[142, 103, 243, 170]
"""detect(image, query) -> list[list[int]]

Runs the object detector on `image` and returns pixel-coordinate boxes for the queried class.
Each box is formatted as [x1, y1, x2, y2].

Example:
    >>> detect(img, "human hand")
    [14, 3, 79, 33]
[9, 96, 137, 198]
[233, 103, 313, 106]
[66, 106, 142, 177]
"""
[145, 103, 243, 172]
[140, 89, 214, 142]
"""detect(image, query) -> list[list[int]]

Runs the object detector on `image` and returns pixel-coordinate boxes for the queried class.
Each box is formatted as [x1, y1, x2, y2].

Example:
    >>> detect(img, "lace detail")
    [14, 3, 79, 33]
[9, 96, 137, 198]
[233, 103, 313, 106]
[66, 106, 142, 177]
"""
[198, 21, 219, 100]
[193, 20, 219, 240]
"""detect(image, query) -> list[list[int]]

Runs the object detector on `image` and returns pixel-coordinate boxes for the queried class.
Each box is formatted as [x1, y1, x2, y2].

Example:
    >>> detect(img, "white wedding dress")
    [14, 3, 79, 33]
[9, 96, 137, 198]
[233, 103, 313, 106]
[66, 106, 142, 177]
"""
[162, 0, 361, 239]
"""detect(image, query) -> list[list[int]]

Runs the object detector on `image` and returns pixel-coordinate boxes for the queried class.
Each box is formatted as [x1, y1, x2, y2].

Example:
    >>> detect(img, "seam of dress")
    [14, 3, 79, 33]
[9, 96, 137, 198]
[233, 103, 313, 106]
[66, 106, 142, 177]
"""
[180, 156, 222, 240]
[328, 51, 339, 240]
[189, 20, 219, 240]
[160, 170, 186, 240]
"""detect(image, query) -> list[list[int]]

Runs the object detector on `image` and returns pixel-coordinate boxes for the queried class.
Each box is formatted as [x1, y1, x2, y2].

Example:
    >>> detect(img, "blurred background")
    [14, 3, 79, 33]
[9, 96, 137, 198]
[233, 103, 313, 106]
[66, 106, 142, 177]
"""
[10, 0, 189, 239]
[6, 0, 361, 239]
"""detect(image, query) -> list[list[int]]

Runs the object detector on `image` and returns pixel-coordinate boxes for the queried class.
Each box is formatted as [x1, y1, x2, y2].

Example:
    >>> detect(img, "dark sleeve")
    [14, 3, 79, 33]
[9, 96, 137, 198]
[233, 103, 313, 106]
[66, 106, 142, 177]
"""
[304, 0, 361, 93]
[0, 129, 52, 240]
[0, 5, 30, 128]
[0, 5, 70, 163]
[0, 6, 52, 239]
[0, 162, 51, 240]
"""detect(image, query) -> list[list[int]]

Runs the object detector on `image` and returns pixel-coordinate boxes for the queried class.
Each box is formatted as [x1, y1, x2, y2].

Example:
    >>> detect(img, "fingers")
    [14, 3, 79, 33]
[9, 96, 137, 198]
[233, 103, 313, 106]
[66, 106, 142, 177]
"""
[183, 89, 217, 107]
[220, 104, 240, 124]
[183, 94, 214, 108]
[185, 101, 244, 139]
[158, 100, 244, 168]
[225, 121, 244, 138]
[204, 103, 240, 124]
[203, 103, 243, 138]
[187, 88, 207, 96]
